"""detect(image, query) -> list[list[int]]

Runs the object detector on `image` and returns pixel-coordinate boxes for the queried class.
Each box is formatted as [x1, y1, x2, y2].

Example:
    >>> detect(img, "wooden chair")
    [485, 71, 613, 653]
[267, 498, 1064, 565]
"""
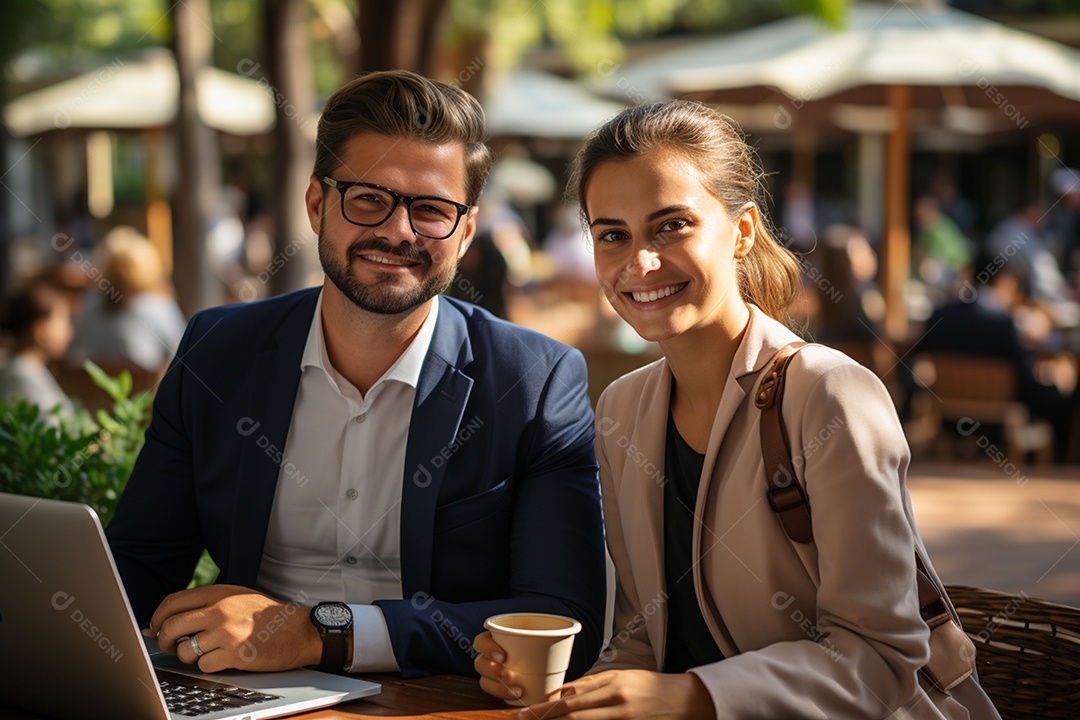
[907, 353, 1053, 464]
[945, 585, 1080, 720]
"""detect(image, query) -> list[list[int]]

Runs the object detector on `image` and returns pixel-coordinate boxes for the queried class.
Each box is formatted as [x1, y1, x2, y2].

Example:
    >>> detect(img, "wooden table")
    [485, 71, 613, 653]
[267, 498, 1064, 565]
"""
[2, 673, 521, 719]
[302, 674, 518, 719]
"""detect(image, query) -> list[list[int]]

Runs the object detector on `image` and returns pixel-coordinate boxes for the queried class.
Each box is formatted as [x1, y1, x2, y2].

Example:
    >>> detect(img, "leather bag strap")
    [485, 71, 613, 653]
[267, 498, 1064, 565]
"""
[756, 342, 950, 617]
[756, 344, 975, 692]
[755, 342, 812, 544]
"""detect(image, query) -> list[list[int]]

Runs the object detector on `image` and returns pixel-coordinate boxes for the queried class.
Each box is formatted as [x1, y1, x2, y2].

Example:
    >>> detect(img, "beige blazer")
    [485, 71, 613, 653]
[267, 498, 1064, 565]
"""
[594, 306, 998, 719]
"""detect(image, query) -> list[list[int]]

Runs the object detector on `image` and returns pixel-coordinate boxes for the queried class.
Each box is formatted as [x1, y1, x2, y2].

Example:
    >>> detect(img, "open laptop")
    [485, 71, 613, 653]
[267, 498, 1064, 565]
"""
[0, 492, 380, 720]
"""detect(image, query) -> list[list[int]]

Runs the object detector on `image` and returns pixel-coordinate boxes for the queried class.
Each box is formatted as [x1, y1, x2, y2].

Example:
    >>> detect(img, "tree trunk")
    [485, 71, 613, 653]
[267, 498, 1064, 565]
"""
[417, 0, 451, 78]
[355, 0, 452, 76]
[264, 0, 318, 297]
[170, 0, 221, 315]
[0, 81, 12, 298]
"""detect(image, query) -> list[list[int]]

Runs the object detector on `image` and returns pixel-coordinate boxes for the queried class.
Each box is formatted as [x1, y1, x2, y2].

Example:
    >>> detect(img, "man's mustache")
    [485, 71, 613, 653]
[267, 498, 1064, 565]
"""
[348, 239, 428, 264]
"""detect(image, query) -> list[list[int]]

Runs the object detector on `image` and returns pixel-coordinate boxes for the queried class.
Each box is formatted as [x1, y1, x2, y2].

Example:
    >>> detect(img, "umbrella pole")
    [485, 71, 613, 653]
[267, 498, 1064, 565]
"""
[882, 84, 911, 342]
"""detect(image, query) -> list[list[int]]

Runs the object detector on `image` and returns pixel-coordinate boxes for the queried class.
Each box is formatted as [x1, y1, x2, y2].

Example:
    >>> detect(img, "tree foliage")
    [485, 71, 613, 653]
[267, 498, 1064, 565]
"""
[20, 0, 168, 66]
[0, 0, 50, 69]
[446, 0, 853, 76]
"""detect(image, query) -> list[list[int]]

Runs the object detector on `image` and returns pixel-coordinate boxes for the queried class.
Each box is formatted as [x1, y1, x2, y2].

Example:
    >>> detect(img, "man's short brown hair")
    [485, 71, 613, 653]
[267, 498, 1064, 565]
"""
[314, 70, 495, 205]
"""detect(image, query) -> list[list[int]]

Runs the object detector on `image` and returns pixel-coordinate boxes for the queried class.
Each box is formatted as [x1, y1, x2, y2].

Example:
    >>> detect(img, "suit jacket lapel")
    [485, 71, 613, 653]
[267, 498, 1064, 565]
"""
[400, 299, 473, 596]
[229, 289, 318, 586]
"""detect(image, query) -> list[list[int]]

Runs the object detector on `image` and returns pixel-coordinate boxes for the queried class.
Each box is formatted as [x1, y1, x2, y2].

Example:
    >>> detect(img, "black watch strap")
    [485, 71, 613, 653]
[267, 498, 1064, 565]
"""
[318, 628, 349, 673]
[310, 602, 353, 673]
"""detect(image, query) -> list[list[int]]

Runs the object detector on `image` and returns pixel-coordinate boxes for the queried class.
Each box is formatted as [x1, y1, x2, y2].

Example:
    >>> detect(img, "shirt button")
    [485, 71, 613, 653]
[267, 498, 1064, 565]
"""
[345, 555, 358, 566]
[345, 488, 358, 500]
[354, 414, 366, 423]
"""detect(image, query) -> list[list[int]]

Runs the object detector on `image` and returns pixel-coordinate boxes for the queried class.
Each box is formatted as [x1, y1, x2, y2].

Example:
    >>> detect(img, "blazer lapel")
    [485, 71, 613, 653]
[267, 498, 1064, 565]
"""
[400, 299, 473, 596]
[617, 360, 672, 666]
[692, 356, 748, 658]
[229, 290, 318, 586]
[692, 306, 802, 657]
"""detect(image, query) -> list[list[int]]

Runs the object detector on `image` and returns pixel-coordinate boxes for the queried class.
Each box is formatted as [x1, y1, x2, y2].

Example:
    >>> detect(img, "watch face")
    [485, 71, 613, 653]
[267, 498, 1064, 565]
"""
[315, 603, 352, 628]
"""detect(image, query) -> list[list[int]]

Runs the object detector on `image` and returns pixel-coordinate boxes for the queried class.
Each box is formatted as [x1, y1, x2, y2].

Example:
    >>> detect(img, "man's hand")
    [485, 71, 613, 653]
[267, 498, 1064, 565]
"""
[473, 630, 528, 702]
[148, 585, 322, 673]
[515, 669, 716, 720]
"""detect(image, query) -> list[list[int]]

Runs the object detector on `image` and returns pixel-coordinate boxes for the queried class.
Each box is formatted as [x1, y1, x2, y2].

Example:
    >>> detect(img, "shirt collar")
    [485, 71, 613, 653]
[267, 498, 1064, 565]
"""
[300, 289, 440, 393]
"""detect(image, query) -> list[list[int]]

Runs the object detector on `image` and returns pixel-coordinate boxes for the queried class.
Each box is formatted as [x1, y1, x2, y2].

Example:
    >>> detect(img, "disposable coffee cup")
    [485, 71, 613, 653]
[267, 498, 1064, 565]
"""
[484, 612, 582, 706]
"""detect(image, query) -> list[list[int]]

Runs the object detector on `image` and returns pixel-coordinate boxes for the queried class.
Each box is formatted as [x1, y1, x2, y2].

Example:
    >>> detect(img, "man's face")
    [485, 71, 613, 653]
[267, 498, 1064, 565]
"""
[305, 132, 477, 316]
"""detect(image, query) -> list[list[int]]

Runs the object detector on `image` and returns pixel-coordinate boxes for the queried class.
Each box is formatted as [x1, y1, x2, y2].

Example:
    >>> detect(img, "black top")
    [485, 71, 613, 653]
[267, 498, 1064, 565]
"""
[662, 412, 725, 673]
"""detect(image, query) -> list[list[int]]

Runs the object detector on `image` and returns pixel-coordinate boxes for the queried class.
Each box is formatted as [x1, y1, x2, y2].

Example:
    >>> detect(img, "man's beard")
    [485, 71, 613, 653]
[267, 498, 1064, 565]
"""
[319, 230, 458, 315]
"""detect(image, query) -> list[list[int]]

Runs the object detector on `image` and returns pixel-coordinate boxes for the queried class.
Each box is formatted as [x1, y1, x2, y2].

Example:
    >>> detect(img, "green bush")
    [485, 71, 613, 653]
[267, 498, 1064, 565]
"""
[0, 361, 219, 585]
[0, 361, 151, 526]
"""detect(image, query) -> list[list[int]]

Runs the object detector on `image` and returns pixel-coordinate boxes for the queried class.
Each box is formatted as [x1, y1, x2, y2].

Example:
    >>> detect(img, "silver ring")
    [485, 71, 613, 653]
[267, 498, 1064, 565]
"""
[188, 635, 205, 657]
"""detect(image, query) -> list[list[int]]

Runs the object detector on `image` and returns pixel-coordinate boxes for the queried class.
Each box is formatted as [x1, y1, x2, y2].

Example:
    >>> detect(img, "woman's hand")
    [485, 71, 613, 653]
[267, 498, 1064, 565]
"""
[473, 630, 528, 702]
[516, 669, 715, 720]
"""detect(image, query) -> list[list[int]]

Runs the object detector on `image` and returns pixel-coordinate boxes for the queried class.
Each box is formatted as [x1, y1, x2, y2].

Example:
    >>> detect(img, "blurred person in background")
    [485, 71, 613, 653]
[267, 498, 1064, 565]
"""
[1048, 167, 1080, 287]
[913, 194, 973, 296]
[207, 185, 250, 299]
[0, 281, 75, 419]
[780, 180, 817, 255]
[985, 197, 1077, 327]
[542, 202, 596, 288]
[807, 224, 885, 372]
[930, 172, 978, 239]
[451, 191, 511, 319]
[68, 226, 186, 372]
[911, 254, 1074, 463]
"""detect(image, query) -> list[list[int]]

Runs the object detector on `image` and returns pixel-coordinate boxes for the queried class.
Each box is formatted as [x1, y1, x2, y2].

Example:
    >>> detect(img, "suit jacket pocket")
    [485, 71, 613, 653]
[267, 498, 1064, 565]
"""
[434, 475, 512, 535]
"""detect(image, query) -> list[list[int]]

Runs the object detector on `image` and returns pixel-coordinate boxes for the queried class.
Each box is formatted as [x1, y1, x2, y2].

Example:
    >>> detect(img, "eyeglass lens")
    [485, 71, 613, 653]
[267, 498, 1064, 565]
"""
[342, 185, 461, 239]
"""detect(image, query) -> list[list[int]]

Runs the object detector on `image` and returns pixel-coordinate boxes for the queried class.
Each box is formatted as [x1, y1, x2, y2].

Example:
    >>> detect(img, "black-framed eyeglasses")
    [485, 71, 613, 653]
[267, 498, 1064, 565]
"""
[322, 177, 471, 240]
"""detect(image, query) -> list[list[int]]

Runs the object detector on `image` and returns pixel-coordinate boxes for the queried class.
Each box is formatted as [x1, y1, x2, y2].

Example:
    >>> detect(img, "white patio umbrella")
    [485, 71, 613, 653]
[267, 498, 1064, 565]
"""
[4, 47, 276, 137]
[597, 1, 1080, 339]
[484, 68, 625, 139]
[601, 2, 1080, 118]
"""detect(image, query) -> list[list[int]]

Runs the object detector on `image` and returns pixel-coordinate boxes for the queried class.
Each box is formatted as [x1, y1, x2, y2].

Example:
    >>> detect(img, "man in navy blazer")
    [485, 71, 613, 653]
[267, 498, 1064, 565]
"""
[106, 70, 605, 680]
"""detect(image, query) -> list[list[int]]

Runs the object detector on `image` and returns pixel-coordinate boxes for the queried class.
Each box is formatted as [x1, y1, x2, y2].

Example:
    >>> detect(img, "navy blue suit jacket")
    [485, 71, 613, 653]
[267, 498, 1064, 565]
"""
[106, 288, 605, 678]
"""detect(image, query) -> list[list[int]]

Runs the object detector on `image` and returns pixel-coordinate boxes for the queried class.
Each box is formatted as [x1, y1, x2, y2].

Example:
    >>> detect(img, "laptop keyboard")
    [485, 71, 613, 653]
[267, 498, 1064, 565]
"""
[156, 669, 282, 717]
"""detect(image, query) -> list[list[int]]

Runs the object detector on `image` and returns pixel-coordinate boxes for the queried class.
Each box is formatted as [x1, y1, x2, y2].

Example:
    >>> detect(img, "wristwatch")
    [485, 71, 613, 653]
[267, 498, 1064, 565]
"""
[310, 601, 353, 672]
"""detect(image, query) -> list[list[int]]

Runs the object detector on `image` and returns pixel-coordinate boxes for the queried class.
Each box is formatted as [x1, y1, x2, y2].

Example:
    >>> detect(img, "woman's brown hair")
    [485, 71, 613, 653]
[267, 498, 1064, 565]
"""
[568, 101, 801, 325]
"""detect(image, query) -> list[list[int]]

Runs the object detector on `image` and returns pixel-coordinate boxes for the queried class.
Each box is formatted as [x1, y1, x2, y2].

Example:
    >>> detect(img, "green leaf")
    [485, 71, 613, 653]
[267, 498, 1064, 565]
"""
[84, 360, 118, 399]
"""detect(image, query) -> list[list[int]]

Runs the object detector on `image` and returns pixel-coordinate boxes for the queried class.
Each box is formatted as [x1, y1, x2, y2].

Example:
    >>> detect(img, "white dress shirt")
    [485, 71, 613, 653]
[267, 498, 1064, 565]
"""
[255, 290, 439, 672]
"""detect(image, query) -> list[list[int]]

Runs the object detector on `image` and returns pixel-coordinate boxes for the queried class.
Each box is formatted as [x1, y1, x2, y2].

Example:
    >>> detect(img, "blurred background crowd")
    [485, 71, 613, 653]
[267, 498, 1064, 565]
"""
[2, 0, 1079, 464]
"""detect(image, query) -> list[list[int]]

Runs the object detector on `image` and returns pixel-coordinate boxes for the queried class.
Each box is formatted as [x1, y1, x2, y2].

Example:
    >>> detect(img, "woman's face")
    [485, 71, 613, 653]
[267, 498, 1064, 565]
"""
[585, 148, 754, 344]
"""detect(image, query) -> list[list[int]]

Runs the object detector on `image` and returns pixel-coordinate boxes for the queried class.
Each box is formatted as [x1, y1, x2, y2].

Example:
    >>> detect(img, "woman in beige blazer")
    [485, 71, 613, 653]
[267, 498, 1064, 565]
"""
[475, 101, 998, 719]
